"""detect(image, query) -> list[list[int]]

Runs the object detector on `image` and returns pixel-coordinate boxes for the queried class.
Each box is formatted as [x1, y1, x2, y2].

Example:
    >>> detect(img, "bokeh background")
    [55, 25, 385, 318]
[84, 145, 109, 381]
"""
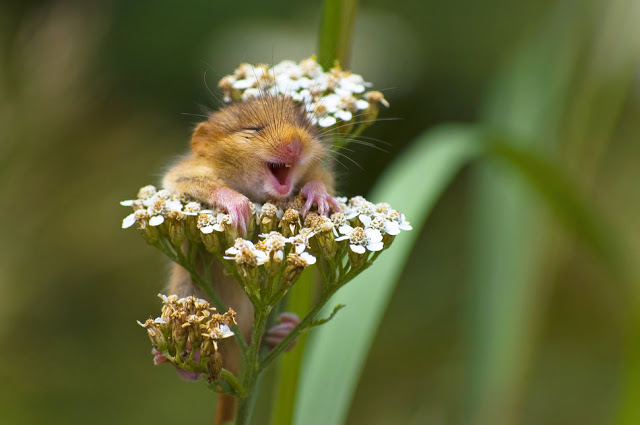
[2, 0, 640, 424]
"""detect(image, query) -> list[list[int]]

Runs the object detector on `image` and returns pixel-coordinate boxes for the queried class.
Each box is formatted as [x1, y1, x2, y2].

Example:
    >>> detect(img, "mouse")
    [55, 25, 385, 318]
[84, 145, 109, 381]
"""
[162, 94, 340, 424]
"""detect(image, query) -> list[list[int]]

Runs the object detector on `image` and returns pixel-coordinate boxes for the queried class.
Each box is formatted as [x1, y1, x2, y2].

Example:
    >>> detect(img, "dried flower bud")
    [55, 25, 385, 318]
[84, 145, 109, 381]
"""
[207, 351, 224, 382]
[139, 295, 235, 381]
[282, 251, 316, 287]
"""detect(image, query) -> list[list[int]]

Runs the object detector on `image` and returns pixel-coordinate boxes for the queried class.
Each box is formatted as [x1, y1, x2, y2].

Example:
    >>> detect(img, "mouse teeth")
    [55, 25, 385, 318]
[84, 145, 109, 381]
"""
[267, 162, 292, 186]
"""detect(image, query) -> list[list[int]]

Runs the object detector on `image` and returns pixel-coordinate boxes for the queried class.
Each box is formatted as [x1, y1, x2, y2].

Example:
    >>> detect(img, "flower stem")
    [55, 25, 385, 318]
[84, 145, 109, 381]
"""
[269, 269, 315, 425]
[220, 368, 246, 397]
[260, 289, 333, 371]
[317, 0, 359, 69]
[235, 305, 271, 425]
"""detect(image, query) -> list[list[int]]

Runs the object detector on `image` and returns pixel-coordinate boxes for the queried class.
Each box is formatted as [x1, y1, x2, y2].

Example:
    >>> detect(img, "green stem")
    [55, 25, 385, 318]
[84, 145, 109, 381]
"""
[269, 269, 315, 425]
[220, 368, 246, 397]
[235, 305, 271, 425]
[260, 289, 333, 371]
[317, 0, 359, 69]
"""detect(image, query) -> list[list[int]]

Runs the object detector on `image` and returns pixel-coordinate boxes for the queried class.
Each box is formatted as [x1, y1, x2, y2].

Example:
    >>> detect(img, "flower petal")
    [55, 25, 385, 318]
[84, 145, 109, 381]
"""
[200, 225, 215, 234]
[149, 215, 165, 226]
[366, 241, 384, 252]
[300, 252, 317, 265]
[218, 324, 235, 338]
[350, 244, 366, 254]
[122, 214, 136, 229]
[384, 221, 401, 236]
[318, 116, 337, 127]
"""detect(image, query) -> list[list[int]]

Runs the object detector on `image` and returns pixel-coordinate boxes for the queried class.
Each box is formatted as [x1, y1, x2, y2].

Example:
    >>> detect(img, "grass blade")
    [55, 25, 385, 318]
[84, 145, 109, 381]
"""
[294, 124, 484, 425]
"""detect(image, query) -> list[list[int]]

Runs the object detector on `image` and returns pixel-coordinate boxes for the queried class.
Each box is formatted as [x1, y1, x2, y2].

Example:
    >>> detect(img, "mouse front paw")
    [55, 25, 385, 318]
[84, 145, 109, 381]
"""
[210, 186, 252, 235]
[300, 180, 340, 216]
[264, 312, 300, 352]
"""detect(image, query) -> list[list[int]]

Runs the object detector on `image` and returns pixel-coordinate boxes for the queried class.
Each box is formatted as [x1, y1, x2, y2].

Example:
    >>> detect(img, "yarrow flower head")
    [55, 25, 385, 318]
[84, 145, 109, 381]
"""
[217, 56, 389, 135]
[122, 185, 411, 290]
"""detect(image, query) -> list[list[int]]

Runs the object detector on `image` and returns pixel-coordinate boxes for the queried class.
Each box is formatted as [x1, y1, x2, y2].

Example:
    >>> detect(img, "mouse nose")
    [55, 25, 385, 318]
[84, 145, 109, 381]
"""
[282, 138, 302, 163]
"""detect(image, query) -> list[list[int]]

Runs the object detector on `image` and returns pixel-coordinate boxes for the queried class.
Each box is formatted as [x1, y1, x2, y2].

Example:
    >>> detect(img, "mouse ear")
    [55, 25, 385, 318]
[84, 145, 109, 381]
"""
[191, 122, 215, 156]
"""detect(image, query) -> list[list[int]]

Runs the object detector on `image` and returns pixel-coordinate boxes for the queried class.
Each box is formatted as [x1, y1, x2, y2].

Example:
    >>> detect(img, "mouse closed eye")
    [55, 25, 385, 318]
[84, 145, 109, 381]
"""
[241, 125, 264, 132]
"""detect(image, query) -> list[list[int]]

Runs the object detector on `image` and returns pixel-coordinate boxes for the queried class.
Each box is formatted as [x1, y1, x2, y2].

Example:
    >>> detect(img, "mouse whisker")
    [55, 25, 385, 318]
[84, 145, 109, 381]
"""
[328, 149, 364, 170]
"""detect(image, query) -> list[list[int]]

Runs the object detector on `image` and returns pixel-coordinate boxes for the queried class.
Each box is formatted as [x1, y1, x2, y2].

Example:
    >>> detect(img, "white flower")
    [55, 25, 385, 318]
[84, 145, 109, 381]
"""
[217, 323, 234, 339]
[299, 57, 323, 78]
[217, 57, 384, 130]
[345, 196, 376, 221]
[122, 209, 150, 229]
[387, 210, 413, 231]
[331, 212, 350, 236]
[338, 73, 370, 94]
[137, 185, 157, 200]
[334, 109, 353, 122]
[233, 78, 256, 89]
[360, 213, 400, 236]
[224, 239, 268, 266]
[286, 228, 315, 254]
[197, 210, 216, 234]
[335, 226, 384, 254]
[258, 231, 287, 262]
[183, 202, 201, 215]
[256, 202, 283, 221]
[242, 88, 262, 100]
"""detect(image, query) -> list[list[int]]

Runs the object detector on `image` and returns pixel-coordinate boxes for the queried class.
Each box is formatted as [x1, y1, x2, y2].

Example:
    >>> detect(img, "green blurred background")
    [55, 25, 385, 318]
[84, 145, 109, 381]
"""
[2, 0, 639, 424]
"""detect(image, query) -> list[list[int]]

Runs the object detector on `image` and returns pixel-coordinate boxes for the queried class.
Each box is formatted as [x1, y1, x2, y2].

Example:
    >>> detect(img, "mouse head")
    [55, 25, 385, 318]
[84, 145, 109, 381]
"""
[191, 95, 327, 201]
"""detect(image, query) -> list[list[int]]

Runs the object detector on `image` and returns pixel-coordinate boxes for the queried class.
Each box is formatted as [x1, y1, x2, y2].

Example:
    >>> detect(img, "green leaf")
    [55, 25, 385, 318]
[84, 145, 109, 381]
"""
[307, 304, 345, 329]
[488, 141, 622, 273]
[294, 124, 484, 425]
[461, 2, 630, 424]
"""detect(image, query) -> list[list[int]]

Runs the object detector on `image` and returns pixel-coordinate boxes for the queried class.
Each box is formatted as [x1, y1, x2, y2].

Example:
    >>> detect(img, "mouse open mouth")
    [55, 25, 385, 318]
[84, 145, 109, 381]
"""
[266, 162, 293, 196]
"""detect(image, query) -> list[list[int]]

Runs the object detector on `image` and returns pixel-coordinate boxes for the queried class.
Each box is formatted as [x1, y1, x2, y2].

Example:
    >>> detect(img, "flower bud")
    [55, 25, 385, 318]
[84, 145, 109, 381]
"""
[258, 203, 280, 234]
[201, 231, 221, 254]
[362, 91, 389, 122]
[280, 209, 301, 237]
[207, 351, 223, 383]
[282, 252, 316, 287]
[167, 211, 186, 247]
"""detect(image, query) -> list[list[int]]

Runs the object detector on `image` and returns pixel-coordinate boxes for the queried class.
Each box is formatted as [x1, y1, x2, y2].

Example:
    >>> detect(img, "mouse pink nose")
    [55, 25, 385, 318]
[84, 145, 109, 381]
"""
[282, 139, 302, 163]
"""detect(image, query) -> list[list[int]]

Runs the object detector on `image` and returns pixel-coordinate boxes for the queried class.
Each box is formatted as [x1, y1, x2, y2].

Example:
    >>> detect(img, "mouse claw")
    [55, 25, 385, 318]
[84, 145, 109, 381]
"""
[264, 312, 300, 352]
[210, 187, 252, 236]
[300, 180, 339, 216]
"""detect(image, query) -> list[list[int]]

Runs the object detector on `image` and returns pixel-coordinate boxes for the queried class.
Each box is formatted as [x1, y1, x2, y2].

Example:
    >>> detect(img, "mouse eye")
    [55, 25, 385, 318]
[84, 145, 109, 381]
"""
[244, 126, 264, 132]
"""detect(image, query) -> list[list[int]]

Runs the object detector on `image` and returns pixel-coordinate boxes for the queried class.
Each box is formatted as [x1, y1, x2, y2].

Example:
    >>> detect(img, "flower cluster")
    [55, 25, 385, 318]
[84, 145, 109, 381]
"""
[138, 294, 236, 382]
[122, 186, 411, 293]
[217, 56, 389, 130]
